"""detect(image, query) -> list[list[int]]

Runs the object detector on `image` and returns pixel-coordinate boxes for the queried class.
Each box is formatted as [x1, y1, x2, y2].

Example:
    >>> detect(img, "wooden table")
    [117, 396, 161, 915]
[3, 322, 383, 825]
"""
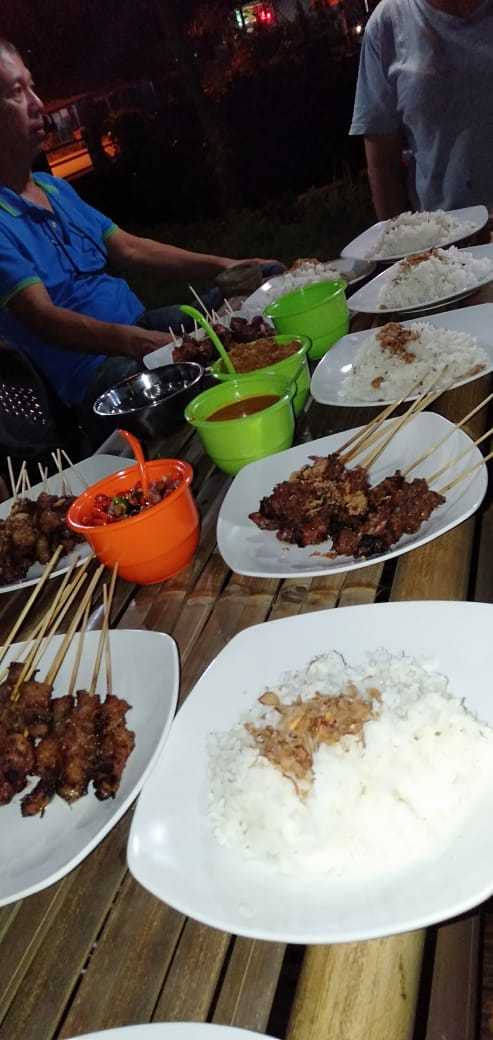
[2, 285, 493, 1040]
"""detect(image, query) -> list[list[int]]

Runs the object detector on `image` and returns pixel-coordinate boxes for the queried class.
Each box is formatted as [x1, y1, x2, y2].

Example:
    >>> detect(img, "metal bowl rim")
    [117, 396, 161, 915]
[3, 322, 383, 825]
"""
[93, 362, 204, 418]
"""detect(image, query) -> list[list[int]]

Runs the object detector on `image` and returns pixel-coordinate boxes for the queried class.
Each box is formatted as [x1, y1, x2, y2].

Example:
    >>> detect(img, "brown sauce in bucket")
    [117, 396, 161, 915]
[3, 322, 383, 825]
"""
[208, 395, 280, 422]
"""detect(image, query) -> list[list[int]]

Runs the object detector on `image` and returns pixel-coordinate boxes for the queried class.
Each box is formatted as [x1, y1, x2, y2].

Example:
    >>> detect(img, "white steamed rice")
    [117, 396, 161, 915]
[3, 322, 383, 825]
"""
[378, 246, 493, 310]
[208, 649, 493, 878]
[339, 321, 488, 402]
[372, 210, 477, 258]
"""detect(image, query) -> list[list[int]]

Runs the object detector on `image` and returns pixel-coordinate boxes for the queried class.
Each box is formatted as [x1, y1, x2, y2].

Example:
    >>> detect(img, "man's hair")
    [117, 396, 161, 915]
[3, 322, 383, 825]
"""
[0, 39, 20, 62]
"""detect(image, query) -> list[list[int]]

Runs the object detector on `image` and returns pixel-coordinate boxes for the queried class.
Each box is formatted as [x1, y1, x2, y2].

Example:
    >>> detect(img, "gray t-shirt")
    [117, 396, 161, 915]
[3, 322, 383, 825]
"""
[350, 0, 493, 210]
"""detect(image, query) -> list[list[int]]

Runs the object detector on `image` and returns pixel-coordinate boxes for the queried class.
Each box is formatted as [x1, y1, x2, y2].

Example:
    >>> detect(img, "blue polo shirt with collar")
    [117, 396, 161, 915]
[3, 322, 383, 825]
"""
[0, 173, 144, 406]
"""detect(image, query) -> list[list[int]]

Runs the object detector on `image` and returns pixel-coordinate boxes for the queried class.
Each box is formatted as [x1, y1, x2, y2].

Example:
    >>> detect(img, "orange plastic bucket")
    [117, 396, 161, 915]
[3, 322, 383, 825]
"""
[67, 458, 199, 584]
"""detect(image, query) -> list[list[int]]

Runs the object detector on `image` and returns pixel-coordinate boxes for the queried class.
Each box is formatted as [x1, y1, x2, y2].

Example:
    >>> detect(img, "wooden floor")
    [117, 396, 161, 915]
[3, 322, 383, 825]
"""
[2, 287, 493, 1040]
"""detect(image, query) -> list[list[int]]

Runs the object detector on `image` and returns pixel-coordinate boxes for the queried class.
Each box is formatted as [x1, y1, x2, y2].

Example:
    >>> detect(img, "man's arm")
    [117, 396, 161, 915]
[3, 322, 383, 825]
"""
[7, 283, 170, 361]
[364, 135, 409, 221]
[106, 229, 281, 279]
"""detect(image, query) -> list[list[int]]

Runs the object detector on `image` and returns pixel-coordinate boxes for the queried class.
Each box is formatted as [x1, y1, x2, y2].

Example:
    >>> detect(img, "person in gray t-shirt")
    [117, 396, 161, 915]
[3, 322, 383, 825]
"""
[350, 0, 493, 218]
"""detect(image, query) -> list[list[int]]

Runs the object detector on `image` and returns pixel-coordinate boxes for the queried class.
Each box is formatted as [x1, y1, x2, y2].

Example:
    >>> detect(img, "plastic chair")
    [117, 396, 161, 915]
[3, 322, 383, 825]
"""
[0, 345, 88, 469]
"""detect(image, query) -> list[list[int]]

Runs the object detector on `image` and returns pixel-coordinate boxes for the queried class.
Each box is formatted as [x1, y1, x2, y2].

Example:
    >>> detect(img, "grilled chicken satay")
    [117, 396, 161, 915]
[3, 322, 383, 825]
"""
[94, 694, 135, 800]
[57, 691, 99, 803]
[0, 725, 35, 803]
[21, 695, 74, 817]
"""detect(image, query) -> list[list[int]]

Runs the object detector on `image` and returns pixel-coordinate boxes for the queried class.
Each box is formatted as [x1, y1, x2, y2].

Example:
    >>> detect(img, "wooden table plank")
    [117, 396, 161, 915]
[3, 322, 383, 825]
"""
[58, 878, 185, 1038]
[0, 815, 131, 1039]
[152, 922, 231, 1023]
[425, 915, 480, 1040]
[287, 931, 425, 1040]
[212, 938, 286, 1032]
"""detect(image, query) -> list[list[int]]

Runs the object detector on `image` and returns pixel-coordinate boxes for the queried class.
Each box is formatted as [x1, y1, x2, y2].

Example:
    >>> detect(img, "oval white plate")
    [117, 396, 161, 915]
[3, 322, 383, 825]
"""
[0, 629, 179, 906]
[216, 411, 486, 579]
[0, 455, 133, 596]
[311, 302, 493, 407]
[342, 205, 488, 262]
[67, 1025, 277, 1040]
[129, 600, 493, 944]
[347, 244, 493, 316]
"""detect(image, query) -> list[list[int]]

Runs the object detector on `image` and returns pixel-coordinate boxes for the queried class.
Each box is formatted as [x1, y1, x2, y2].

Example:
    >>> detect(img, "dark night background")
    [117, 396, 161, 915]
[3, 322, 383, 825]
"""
[0, 2, 372, 278]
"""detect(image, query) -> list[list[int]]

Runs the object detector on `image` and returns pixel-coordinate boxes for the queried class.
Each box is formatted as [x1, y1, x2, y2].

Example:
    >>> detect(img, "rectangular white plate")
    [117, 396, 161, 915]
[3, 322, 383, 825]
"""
[341, 205, 488, 262]
[216, 411, 487, 578]
[347, 244, 493, 316]
[311, 303, 493, 406]
[0, 454, 133, 595]
[0, 629, 179, 905]
[128, 600, 493, 944]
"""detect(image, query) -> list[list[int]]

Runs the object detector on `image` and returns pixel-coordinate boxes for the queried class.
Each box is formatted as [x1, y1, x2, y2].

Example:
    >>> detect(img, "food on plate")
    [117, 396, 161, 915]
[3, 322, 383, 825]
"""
[378, 247, 493, 310]
[0, 660, 135, 817]
[371, 210, 478, 258]
[208, 649, 493, 876]
[339, 321, 487, 402]
[172, 315, 273, 366]
[0, 493, 82, 587]
[208, 395, 280, 422]
[249, 453, 444, 558]
[81, 477, 180, 526]
[227, 337, 299, 373]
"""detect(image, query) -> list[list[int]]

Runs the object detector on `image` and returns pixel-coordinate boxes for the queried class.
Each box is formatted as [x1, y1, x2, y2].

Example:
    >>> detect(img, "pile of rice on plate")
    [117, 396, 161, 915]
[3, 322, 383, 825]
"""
[208, 649, 493, 878]
[372, 210, 477, 259]
[339, 320, 488, 402]
[378, 247, 493, 310]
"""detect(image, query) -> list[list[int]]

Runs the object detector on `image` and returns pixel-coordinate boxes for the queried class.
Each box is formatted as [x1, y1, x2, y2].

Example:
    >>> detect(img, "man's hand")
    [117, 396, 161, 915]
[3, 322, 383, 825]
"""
[123, 329, 173, 361]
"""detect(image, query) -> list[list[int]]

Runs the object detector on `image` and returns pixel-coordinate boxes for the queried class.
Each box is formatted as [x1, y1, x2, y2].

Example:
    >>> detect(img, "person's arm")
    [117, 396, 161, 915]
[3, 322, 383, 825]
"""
[106, 229, 281, 279]
[364, 134, 409, 221]
[7, 283, 171, 361]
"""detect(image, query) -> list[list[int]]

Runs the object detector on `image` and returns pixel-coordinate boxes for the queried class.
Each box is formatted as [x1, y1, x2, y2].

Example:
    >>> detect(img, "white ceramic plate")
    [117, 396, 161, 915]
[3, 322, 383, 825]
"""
[0, 629, 179, 906]
[216, 411, 487, 579]
[129, 600, 493, 944]
[347, 244, 493, 316]
[67, 1024, 277, 1040]
[311, 303, 493, 407]
[341, 205, 488, 262]
[238, 259, 376, 321]
[0, 455, 133, 595]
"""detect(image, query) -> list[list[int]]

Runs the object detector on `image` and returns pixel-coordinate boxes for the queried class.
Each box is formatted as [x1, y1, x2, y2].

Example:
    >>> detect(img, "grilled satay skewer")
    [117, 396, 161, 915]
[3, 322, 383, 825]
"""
[93, 572, 135, 801]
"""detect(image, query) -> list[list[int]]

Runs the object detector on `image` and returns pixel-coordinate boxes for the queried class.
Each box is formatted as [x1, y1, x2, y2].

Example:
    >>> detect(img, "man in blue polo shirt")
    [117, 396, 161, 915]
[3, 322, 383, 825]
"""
[0, 38, 281, 431]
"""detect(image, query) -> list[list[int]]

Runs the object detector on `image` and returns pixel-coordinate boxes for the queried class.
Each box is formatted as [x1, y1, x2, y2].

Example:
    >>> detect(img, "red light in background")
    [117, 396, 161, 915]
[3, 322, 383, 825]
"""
[256, 4, 275, 25]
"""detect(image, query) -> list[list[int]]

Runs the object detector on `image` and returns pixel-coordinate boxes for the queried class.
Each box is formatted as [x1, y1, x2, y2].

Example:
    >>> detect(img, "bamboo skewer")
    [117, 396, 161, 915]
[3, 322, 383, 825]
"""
[14, 461, 27, 498]
[339, 375, 426, 463]
[38, 463, 49, 491]
[356, 374, 449, 472]
[21, 561, 93, 683]
[403, 390, 493, 478]
[88, 564, 117, 697]
[426, 423, 493, 486]
[188, 284, 213, 323]
[45, 564, 105, 686]
[168, 326, 179, 348]
[7, 457, 16, 499]
[60, 450, 90, 490]
[9, 565, 80, 698]
[68, 601, 91, 699]
[437, 447, 493, 495]
[0, 546, 63, 667]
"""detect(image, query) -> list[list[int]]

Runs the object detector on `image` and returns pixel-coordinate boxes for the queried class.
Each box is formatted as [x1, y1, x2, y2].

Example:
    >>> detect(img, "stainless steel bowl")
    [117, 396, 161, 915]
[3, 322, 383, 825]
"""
[93, 363, 204, 441]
